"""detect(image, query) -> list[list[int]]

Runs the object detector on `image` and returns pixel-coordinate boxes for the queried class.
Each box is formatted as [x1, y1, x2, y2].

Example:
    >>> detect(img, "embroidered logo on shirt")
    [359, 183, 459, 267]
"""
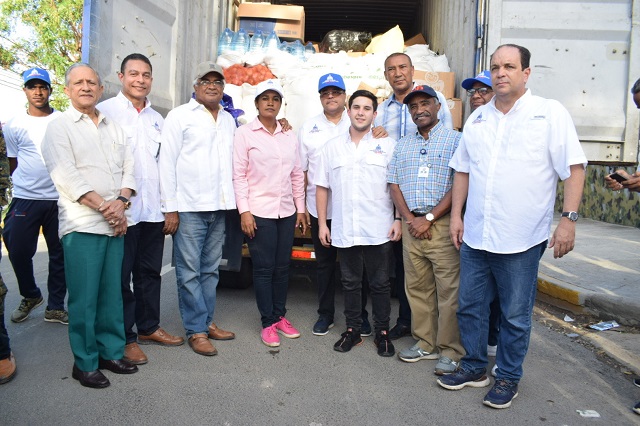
[310, 124, 320, 133]
[531, 115, 546, 120]
[371, 144, 386, 155]
[472, 113, 484, 124]
[153, 122, 161, 132]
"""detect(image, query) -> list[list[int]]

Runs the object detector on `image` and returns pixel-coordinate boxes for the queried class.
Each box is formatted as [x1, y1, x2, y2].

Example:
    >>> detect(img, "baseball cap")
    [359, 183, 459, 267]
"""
[255, 79, 284, 99]
[318, 73, 346, 92]
[461, 70, 492, 90]
[23, 67, 51, 86]
[194, 61, 224, 81]
[403, 85, 438, 105]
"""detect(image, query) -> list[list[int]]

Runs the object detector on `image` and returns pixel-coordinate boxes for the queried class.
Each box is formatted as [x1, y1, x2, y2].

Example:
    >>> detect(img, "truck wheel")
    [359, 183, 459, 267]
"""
[219, 257, 253, 289]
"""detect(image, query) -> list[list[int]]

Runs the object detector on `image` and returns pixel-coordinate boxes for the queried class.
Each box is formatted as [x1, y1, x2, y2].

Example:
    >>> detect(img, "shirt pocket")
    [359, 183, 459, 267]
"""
[506, 118, 547, 162]
[146, 128, 162, 161]
[365, 152, 389, 200]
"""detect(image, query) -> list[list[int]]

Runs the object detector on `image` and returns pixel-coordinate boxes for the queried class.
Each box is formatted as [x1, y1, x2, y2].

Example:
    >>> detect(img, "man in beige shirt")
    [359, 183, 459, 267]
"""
[42, 63, 138, 389]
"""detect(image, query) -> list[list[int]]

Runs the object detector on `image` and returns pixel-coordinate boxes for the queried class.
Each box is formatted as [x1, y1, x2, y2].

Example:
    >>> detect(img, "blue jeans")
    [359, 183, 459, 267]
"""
[247, 214, 296, 328]
[173, 211, 225, 337]
[457, 241, 546, 382]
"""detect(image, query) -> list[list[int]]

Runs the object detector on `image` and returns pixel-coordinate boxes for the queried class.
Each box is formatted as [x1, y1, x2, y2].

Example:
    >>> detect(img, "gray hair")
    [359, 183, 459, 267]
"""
[64, 62, 102, 87]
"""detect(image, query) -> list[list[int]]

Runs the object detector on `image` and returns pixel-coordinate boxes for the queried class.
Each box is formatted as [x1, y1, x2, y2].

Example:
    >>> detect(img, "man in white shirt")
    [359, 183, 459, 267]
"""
[3, 67, 67, 325]
[316, 90, 401, 357]
[158, 61, 236, 357]
[298, 73, 373, 337]
[98, 53, 184, 366]
[437, 44, 587, 409]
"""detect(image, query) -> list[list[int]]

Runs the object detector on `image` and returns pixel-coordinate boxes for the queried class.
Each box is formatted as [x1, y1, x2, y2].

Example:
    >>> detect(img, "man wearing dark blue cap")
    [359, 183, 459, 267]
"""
[388, 85, 463, 375]
[461, 70, 494, 113]
[3, 67, 68, 325]
[299, 73, 374, 336]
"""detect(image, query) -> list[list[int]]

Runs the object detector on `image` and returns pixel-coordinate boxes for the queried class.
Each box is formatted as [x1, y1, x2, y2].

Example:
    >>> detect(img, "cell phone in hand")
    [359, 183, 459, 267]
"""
[610, 172, 628, 183]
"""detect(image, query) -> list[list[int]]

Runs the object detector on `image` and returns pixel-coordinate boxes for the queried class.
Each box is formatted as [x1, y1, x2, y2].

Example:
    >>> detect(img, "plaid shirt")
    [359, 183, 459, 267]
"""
[388, 121, 461, 213]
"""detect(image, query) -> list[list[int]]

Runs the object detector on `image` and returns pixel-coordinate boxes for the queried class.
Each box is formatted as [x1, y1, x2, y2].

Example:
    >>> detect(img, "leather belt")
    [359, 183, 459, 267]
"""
[411, 211, 426, 217]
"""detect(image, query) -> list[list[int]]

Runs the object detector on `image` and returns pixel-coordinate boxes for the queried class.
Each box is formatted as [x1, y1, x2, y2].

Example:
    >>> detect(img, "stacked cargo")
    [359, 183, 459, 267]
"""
[216, 3, 461, 130]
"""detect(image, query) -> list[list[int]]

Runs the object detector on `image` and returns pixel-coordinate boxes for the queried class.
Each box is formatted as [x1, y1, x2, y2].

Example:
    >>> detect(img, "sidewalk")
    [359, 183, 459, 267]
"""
[536, 215, 640, 373]
[537, 215, 640, 326]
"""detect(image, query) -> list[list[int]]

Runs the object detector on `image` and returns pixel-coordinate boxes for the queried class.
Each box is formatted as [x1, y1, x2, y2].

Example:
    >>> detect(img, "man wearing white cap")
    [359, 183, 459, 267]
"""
[159, 61, 236, 356]
[3, 67, 67, 325]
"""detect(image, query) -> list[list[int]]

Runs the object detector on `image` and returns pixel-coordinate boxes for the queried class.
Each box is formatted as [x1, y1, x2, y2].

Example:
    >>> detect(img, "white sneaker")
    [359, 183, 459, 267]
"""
[491, 364, 498, 377]
[487, 345, 497, 357]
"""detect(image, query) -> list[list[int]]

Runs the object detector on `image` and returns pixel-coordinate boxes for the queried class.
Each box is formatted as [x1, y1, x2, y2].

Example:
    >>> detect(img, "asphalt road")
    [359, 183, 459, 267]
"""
[1, 236, 639, 425]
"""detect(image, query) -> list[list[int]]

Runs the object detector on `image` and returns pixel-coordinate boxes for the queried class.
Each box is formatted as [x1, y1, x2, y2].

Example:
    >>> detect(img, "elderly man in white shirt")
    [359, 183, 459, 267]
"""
[42, 63, 139, 389]
[98, 53, 184, 366]
[437, 44, 586, 410]
[158, 61, 236, 357]
[316, 90, 401, 358]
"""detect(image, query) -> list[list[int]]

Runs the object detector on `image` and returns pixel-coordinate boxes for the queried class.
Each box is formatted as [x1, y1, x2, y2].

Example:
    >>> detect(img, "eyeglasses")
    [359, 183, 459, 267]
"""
[320, 90, 345, 98]
[197, 80, 224, 87]
[467, 88, 492, 96]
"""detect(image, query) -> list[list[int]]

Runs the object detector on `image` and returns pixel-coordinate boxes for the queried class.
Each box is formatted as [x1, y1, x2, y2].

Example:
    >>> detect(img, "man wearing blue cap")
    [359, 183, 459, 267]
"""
[461, 70, 494, 113]
[388, 85, 463, 375]
[299, 73, 381, 337]
[3, 67, 68, 325]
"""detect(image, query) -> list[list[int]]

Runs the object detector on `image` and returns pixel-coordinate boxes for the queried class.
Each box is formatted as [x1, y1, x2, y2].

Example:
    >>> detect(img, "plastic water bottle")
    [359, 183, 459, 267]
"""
[230, 28, 249, 55]
[264, 30, 281, 52]
[249, 30, 264, 53]
[304, 42, 315, 60]
[217, 28, 234, 56]
[290, 39, 305, 60]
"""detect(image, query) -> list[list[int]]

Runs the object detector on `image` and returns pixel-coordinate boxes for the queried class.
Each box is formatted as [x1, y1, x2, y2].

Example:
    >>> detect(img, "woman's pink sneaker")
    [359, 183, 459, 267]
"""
[261, 324, 280, 347]
[276, 317, 301, 338]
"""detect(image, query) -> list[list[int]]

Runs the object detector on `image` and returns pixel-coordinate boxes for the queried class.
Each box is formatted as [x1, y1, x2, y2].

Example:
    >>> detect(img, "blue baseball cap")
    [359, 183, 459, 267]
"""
[23, 67, 51, 86]
[318, 73, 345, 92]
[403, 84, 438, 105]
[461, 70, 492, 90]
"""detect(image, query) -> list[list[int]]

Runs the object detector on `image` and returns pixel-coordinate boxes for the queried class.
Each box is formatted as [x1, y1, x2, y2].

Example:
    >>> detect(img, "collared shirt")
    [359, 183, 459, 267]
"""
[315, 131, 396, 248]
[158, 98, 236, 213]
[4, 110, 61, 200]
[375, 87, 452, 141]
[449, 89, 587, 254]
[41, 106, 136, 238]
[388, 121, 460, 212]
[298, 109, 350, 218]
[233, 117, 305, 218]
[98, 92, 164, 224]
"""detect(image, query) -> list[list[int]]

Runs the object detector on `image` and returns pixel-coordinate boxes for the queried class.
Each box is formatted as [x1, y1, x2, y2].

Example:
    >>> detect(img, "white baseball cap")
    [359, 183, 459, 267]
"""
[254, 79, 284, 99]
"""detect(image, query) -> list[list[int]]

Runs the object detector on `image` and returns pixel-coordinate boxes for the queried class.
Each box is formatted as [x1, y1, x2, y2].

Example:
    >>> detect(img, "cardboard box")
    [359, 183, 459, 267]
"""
[404, 33, 427, 47]
[236, 3, 305, 41]
[447, 98, 463, 130]
[413, 71, 455, 99]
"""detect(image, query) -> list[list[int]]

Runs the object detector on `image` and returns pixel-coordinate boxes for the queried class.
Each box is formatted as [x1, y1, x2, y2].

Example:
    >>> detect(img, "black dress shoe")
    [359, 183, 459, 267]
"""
[388, 323, 411, 340]
[72, 364, 110, 388]
[98, 358, 139, 374]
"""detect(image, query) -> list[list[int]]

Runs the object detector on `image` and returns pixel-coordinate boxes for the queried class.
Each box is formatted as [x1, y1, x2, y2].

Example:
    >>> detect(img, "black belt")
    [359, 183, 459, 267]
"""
[411, 211, 426, 217]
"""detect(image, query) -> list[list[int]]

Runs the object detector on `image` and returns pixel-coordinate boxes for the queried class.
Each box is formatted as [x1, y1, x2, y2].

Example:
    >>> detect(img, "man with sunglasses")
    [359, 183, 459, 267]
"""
[158, 61, 236, 357]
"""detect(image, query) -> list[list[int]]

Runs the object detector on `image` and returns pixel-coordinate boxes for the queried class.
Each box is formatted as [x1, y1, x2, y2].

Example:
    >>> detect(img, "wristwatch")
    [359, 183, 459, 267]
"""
[561, 211, 579, 222]
[426, 213, 435, 222]
[117, 196, 132, 210]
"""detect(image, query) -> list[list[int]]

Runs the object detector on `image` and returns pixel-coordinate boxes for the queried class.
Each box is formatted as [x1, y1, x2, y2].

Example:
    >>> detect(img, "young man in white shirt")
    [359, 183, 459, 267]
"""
[316, 90, 402, 357]
[3, 68, 67, 324]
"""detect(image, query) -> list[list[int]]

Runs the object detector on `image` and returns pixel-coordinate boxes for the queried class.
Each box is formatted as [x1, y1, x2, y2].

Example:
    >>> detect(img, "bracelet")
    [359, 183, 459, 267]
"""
[97, 199, 105, 211]
[394, 217, 402, 221]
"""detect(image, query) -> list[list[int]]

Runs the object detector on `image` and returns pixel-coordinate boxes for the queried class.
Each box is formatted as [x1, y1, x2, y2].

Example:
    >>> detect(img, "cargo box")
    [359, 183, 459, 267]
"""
[236, 3, 305, 41]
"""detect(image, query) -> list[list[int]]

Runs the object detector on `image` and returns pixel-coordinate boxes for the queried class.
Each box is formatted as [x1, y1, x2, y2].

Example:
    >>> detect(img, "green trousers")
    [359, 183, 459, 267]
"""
[62, 232, 125, 371]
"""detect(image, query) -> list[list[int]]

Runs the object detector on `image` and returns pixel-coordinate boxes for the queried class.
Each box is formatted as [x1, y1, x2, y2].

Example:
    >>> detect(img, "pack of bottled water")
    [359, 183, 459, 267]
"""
[217, 28, 315, 61]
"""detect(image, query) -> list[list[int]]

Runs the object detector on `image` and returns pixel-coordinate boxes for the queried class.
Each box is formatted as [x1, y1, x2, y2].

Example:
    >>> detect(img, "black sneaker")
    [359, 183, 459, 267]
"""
[483, 379, 519, 409]
[333, 328, 363, 352]
[312, 318, 334, 336]
[634, 401, 640, 415]
[374, 330, 395, 357]
[388, 323, 411, 340]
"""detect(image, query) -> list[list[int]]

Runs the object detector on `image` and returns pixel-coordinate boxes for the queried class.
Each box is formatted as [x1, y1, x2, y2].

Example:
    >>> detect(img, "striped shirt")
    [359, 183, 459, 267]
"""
[388, 121, 460, 213]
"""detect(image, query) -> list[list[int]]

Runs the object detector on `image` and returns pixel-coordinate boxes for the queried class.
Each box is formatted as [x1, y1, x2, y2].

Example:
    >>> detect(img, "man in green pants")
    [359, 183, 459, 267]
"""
[42, 63, 139, 388]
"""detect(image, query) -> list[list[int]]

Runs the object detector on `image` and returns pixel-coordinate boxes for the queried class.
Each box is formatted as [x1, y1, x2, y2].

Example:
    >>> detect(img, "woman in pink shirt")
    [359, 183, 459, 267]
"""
[233, 80, 307, 347]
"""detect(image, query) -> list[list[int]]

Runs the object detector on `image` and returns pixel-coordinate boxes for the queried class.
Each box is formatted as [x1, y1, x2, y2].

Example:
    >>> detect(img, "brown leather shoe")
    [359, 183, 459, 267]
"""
[0, 353, 16, 385]
[138, 328, 185, 346]
[188, 333, 217, 356]
[123, 342, 148, 365]
[208, 323, 235, 340]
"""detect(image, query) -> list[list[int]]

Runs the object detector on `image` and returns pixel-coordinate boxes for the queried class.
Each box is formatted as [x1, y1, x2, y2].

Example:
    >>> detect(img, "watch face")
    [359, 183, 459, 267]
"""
[569, 212, 578, 221]
[426, 213, 435, 222]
